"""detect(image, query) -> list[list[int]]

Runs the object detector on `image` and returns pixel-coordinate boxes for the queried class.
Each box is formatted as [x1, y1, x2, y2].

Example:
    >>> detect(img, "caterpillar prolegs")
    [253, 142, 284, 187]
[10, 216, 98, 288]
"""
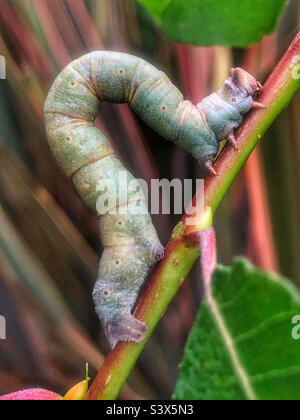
[44, 51, 264, 348]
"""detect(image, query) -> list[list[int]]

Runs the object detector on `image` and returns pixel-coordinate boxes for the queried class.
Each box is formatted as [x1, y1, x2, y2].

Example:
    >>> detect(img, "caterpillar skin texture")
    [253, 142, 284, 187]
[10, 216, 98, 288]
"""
[44, 51, 263, 348]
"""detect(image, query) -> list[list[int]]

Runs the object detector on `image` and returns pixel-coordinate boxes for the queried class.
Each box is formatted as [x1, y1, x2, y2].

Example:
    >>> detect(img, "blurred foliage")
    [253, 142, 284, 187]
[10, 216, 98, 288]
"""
[0, 0, 299, 399]
[175, 258, 300, 400]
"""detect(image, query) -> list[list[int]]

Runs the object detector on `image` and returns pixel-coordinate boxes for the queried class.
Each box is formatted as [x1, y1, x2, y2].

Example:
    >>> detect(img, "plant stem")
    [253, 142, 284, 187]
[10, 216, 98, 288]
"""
[87, 207, 214, 401]
[86, 31, 300, 400]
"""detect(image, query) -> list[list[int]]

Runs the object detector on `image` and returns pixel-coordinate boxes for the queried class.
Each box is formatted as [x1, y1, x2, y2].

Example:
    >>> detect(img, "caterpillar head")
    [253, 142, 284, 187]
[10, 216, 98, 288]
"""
[204, 68, 265, 176]
[229, 67, 263, 98]
[218, 67, 264, 115]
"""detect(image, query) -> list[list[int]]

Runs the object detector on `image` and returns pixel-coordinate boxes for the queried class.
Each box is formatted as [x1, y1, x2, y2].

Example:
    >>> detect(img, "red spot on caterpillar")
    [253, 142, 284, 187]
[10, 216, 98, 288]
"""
[115, 260, 120, 265]
[119, 70, 123, 74]
[173, 258, 179, 265]
[118, 221, 123, 225]
[66, 137, 71, 141]
[161, 106, 166, 111]
[71, 82, 75, 86]
[104, 291, 108, 296]
[232, 97, 237, 102]
[180, 277, 185, 285]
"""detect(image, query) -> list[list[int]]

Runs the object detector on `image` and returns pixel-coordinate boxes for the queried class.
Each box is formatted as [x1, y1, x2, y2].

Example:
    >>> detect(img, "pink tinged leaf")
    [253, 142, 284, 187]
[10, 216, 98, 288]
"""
[0, 389, 62, 401]
[199, 226, 217, 291]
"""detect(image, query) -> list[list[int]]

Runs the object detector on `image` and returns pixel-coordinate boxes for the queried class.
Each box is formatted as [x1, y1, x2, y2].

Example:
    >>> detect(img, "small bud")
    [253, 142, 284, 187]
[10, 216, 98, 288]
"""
[64, 363, 90, 401]
[63, 379, 90, 401]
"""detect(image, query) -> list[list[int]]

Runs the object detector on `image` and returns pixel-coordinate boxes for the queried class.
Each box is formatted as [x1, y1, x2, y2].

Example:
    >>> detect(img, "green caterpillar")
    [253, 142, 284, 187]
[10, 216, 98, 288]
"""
[44, 51, 264, 348]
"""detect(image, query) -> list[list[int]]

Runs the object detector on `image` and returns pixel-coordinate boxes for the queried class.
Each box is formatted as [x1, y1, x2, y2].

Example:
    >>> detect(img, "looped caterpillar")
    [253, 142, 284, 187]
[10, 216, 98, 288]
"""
[44, 51, 264, 348]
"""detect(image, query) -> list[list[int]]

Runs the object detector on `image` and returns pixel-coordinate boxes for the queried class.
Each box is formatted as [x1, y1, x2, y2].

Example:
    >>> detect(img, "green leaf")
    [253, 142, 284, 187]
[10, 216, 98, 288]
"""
[174, 257, 300, 400]
[137, 0, 172, 24]
[138, 0, 287, 47]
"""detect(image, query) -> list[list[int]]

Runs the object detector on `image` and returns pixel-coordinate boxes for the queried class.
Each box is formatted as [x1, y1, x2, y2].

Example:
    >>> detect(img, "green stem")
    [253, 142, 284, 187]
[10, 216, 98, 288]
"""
[86, 31, 300, 401]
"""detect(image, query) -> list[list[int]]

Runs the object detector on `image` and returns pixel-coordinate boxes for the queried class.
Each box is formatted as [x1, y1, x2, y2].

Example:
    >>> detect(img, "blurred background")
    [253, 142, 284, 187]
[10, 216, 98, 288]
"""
[0, 0, 299, 399]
